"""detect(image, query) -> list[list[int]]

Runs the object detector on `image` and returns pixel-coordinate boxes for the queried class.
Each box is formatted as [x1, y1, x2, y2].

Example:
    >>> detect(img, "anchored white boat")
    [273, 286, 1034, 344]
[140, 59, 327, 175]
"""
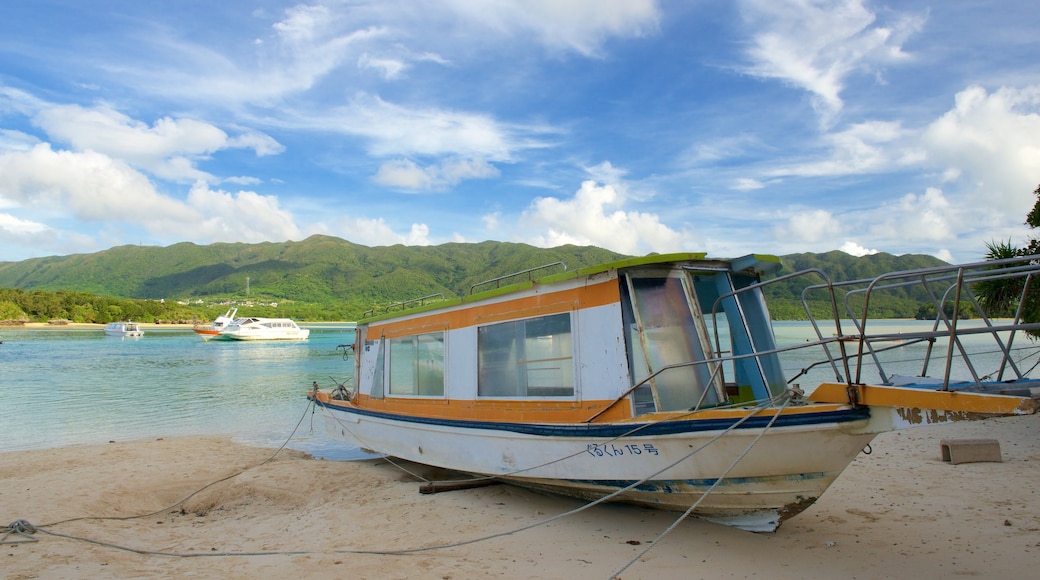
[193, 307, 238, 338]
[311, 253, 1040, 531]
[216, 317, 309, 341]
[104, 321, 143, 338]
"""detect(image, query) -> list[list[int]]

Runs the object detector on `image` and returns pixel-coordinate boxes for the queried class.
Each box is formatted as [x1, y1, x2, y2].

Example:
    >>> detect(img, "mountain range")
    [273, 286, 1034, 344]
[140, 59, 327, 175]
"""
[0, 235, 949, 320]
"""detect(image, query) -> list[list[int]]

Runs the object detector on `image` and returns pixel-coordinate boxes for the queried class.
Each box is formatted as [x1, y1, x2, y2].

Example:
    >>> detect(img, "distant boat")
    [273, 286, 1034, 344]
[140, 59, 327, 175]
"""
[311, 253, 1040, 532]
[214, 317, 309, 341]
[104, 321, 143, 338]
[193, 307, 238, 338]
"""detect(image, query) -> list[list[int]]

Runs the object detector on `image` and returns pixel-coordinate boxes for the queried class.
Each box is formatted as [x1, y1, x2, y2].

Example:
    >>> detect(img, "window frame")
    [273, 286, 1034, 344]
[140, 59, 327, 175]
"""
[476, 311, 576, 399]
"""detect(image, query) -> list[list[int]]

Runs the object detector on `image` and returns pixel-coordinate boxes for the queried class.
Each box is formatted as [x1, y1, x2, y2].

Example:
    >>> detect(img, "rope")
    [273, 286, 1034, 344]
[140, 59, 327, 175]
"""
[32, 396, 317, 530]
[1, 519, 38, 544]
[608, 390, 795, 580]
[7, 386, 798, 565]
[306, 393, 784, 556]
[316, 388, 782, 484]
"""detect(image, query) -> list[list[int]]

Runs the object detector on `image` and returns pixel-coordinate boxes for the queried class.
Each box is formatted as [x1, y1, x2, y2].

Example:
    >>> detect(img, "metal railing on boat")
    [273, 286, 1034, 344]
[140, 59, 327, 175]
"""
[469, 261, 568, 294]
[705, 253, 1040, 395]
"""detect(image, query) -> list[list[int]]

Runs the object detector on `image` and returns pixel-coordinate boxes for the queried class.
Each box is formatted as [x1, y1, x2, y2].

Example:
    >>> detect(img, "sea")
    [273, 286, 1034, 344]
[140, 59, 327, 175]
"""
[0, 324, 364, 458]
[2, 320, 1037, 457]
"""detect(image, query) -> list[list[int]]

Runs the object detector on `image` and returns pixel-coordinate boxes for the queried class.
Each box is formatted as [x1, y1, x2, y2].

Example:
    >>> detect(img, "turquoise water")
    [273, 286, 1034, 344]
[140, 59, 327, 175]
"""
[3, 320, 1037, 457]
[0, 324, 361, 458]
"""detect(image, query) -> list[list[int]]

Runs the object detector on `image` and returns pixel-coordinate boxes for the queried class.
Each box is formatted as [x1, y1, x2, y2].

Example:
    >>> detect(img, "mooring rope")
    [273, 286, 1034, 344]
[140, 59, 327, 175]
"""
[3, 394, 317, 546]
[307, 390, 789, 556]
[608, 389, 796, 580]
[1, 519, 38, 544]
[316, 386, 782, 485]
[6, 385, 800, 570]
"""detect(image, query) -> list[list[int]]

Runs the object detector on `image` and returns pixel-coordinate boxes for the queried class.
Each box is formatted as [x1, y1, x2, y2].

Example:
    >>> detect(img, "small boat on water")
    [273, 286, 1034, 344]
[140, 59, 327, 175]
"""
[215, 317, 309, 341]
[193, 307, 238, 338]
[310, 253, 1040, 531]
[104, 321, 143, 338]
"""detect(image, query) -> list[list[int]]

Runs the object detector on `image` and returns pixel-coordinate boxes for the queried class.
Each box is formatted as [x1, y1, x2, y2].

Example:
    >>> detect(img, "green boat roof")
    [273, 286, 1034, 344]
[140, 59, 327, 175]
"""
[360, 252, 781, 323]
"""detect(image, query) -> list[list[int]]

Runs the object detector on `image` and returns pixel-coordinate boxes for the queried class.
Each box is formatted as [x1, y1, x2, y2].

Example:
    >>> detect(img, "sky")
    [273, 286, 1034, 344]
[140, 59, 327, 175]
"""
[1, 1, 1039, 265]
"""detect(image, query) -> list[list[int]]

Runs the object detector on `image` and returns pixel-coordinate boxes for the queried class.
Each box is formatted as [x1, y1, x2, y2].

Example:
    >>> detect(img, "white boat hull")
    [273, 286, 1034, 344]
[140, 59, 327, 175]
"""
[317, 402, 877, 531]
[221, 331, 309, 341]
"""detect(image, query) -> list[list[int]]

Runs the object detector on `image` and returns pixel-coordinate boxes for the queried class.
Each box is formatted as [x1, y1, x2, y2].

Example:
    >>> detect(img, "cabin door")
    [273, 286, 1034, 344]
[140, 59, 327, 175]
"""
[622, 270, 722, 413]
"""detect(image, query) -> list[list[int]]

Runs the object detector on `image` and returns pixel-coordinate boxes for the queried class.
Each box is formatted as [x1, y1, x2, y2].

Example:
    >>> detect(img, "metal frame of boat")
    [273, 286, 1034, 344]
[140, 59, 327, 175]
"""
[311, 253, 1040, 531]
[214, 317, 309, 341]
[104, 321, 143, 338]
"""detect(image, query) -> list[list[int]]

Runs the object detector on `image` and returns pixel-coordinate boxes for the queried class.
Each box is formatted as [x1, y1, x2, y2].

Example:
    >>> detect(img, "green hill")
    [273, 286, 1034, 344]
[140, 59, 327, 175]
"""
[0, 236, 949, 321]
[0, 236, 627, 320]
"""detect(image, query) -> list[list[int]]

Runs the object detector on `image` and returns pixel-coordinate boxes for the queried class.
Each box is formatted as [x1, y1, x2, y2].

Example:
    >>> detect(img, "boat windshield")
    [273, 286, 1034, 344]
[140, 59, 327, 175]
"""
[622, 270, 721, 413]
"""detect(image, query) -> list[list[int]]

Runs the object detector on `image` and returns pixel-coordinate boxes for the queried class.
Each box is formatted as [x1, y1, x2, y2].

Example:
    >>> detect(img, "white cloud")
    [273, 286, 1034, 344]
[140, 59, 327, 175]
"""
[358, 52, 408, 79]
[920, 85, 1040, 217]
[739, 0, 922, 124]
[0, 212, 48, 235]
[0, 143, 196, 222]
[0, 145, 304, 248]
[521, 180, 683, 254]
[0, 129, 40, 152]
[333, 216, 432, 246]
[768, 120, 912, 178]
[870, 187, 954, 242]
[441, 0, 660, 56]
[185, 181, 302, 243]
[373, 157, 500, 190]
[732, 177, 765, 191]
[32, 104, 282, 182]
[774, 208, 842, 244]
[482, 211, 501, 232]
[840, 241, 877, 256]
[344, 94, 523, 160]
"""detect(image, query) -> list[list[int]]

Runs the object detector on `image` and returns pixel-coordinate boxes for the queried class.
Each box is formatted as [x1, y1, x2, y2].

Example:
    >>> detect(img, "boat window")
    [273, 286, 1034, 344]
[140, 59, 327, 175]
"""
[622, 273, 721, 412]
[388, 332, 445, 396]
[369, 338, 385, 399]
[477, 313, 574, 397]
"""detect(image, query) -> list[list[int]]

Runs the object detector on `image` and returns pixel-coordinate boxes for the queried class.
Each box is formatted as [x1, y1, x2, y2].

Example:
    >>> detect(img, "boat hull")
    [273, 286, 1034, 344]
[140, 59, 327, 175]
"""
[315, 399, 876, 531]
[219, 331, 309, 341]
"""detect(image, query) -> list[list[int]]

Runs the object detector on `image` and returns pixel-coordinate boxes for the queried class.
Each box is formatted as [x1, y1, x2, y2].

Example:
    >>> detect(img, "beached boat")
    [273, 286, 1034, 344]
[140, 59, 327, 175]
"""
[193, 307, 238, 338]
[216, 317, 309, 341]
[104, 321, 143, 338]
[310, 253, 1040, 531]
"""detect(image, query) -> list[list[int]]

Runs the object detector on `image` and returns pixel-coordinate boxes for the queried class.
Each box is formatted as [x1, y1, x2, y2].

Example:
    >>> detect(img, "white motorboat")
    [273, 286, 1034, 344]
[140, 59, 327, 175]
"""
[104, 321, 143, 338]
[193, 307, 238, 338]
[216, 317, 309, 341]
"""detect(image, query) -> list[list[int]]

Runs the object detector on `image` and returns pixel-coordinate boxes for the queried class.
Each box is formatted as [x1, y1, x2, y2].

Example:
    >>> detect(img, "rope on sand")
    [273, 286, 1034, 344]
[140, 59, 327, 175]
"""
[6, 385, 799, 573]
[1, 519, 38, 544]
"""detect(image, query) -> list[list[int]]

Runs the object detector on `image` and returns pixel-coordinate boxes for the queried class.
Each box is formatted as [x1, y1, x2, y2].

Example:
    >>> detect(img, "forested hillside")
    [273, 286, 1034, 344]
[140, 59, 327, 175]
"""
[0, 236, 950, 323]
[0, 236, 626, 322]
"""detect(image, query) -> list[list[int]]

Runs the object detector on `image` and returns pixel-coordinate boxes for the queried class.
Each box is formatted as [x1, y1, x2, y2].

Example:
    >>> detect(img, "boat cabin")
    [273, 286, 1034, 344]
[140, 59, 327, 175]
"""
[350, 253, 785, 422]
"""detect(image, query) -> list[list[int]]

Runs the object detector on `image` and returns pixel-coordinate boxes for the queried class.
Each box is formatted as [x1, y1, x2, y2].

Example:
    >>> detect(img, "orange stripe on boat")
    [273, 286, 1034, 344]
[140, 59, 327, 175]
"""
[370, 279, 620, 339]
[808, 382, 1038, 415]
[314, 392, 855, 424]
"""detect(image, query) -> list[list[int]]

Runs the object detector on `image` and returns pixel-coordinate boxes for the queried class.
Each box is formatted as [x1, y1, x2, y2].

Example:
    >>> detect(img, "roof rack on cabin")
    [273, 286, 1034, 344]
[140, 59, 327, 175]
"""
[469, 261, 568, 295]
[363, 293, 445, 318]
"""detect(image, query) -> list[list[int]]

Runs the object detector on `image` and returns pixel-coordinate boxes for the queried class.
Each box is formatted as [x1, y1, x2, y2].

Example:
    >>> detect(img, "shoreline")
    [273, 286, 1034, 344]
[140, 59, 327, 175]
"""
[3, 416, 1038, 578]
[4, 321, 356, 330]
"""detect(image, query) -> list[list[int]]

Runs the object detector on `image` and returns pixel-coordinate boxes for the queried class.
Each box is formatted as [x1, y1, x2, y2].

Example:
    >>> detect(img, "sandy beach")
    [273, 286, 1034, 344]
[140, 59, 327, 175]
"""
[3, 415, 1039, 579]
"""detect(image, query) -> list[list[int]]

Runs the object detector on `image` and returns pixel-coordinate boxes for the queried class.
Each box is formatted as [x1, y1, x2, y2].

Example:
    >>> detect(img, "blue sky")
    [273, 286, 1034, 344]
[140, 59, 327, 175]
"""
[1, 1, 1039, 265]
